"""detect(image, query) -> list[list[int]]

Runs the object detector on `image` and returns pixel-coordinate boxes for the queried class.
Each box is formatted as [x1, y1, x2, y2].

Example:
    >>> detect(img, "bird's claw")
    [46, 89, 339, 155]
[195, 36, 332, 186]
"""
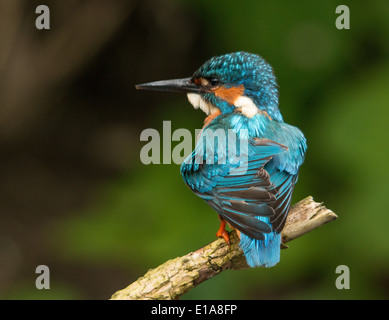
[216, 220, 230, 246]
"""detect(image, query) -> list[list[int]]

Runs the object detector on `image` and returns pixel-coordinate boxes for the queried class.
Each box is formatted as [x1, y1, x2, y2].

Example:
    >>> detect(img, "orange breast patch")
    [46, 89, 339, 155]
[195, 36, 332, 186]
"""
[213, 85, 244, 105]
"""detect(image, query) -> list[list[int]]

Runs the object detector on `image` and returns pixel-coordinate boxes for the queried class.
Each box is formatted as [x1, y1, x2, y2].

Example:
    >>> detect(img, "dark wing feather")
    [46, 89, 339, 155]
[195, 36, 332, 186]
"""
[266, 168, 298, 232]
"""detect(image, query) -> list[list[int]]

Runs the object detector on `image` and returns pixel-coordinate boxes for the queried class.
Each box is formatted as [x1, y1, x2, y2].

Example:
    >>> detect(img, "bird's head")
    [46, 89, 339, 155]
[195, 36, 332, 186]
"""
[136, 52, 282, 121]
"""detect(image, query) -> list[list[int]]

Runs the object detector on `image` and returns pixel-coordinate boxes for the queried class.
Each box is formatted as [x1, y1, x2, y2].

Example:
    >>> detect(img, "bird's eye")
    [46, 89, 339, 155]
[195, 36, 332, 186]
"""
[209, 78, 220, 87]
[195, 77, 221, 89]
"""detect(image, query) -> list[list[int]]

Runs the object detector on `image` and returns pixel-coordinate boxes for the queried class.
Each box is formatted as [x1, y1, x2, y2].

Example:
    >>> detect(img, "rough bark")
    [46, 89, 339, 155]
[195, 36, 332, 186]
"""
[111, 196, 337, 300]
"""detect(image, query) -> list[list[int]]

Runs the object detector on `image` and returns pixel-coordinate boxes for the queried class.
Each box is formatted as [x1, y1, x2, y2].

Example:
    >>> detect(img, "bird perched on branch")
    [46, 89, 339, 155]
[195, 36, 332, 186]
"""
[136, 52, 307, 267]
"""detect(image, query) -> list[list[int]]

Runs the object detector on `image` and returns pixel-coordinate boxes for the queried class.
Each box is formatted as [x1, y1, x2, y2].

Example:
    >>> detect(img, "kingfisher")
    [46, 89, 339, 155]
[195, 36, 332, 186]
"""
[136, 52, 307, 268]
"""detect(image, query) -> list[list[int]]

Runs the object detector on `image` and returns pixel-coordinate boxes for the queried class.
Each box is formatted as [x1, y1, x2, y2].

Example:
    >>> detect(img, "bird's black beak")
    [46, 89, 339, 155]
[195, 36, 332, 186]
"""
[135, 77, 200, 94]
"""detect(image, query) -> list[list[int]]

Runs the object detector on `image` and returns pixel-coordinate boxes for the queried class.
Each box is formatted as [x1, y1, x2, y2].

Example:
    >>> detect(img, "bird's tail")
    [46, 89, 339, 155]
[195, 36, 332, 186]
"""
[239, 218, 281, 268]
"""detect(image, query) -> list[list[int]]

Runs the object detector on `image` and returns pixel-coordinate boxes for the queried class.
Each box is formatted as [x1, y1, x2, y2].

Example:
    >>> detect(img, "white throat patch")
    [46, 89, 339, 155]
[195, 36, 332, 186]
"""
[187, 93, 218, 115]
[187, 93, 259, 118]
[234, 96, 259, 118]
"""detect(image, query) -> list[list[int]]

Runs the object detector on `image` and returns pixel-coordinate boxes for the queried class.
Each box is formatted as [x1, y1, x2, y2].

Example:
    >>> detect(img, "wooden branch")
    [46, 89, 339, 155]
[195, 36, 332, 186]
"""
[111, 196, 337, 300]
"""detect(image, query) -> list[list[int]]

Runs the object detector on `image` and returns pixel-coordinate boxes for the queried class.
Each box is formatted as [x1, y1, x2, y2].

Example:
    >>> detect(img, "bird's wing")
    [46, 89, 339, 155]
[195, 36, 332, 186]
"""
[264, 165, 298, 233]
[181, 136, 294, 240]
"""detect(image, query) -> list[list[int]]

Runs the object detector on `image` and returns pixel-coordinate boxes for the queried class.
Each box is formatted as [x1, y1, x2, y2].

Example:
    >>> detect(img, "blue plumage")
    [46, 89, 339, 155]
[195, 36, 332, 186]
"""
[136, 51, 307, 268]
[181, 111, 305, 267]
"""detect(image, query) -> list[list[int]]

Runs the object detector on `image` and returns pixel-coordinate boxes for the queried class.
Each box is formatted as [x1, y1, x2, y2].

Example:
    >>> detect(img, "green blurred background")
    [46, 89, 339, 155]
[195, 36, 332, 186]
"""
[0, 0, 388, 299]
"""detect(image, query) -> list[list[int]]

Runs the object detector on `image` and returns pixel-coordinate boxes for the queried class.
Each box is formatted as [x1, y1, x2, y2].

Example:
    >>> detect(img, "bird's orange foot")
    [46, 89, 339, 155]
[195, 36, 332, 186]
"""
[216, 220, 230, 246]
